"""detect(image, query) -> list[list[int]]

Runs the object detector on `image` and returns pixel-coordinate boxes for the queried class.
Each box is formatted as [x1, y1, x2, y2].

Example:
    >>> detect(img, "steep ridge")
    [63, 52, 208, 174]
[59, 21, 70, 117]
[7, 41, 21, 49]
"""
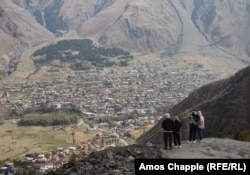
[137, 65, 250, 145]
[77, 0, 181, 54]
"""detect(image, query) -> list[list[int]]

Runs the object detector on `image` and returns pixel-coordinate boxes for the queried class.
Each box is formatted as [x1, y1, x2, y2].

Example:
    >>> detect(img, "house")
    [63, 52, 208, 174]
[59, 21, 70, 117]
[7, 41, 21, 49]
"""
[51, 102, 62, 109]
[99, 122, 109, 128]
[36, 154, 47, 163]
[39, 164, 56, 174]
[68, 146, 77, 151]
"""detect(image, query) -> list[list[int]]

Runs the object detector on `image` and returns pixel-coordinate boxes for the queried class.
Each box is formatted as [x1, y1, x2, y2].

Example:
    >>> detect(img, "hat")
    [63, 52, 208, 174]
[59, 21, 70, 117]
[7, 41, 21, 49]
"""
[191, 108, 198, 115]
[192, 108, 197, 112]
[164, 113, 170, 118]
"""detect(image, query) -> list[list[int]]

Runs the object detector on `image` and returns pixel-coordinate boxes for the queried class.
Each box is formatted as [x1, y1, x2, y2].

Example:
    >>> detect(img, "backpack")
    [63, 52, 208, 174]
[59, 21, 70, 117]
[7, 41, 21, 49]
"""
[193, 114, 200, 122]
[191, 111, 200, 122]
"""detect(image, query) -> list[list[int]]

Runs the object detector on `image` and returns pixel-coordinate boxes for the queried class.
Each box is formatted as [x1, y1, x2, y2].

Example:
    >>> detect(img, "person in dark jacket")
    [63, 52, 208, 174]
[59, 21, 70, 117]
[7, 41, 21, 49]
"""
[161, 113, 174, 150]
[173, 116, 182, 148]
[188, 109, 199, 143]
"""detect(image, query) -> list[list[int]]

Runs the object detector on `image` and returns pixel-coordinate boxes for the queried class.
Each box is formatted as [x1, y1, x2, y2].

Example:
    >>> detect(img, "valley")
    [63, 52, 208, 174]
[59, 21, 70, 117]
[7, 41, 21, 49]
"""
[1, 0, 250, 174]
[0, 46, 226, 162]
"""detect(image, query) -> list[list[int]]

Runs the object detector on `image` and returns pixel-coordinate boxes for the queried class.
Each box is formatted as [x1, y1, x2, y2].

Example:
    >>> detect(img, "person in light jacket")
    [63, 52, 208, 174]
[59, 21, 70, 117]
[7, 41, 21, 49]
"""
[197, 110, 205, 141]
[161, 113, 174, 150]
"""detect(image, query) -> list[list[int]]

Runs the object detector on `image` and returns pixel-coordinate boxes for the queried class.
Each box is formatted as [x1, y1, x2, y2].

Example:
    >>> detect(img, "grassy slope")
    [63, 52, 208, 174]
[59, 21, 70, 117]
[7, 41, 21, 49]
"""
[0, 123, 96, 161]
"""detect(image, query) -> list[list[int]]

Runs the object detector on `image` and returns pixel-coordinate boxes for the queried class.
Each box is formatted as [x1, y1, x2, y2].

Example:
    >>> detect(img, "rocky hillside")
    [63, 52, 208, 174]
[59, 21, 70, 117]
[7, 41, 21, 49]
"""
[54, 144, 163, 175]
[137, 65, 250, 145]
[52, 138, 250, 175]
[0, 0, 54, 77]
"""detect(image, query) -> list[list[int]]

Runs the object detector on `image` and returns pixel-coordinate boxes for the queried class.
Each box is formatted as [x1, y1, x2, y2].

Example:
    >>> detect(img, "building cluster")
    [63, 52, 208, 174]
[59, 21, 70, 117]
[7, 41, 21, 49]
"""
[0, 60, 218, 119]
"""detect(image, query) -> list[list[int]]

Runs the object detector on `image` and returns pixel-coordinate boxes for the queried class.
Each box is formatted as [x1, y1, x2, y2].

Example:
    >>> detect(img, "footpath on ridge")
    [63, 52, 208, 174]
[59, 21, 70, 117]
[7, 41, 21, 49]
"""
[160, 138, 250, 159]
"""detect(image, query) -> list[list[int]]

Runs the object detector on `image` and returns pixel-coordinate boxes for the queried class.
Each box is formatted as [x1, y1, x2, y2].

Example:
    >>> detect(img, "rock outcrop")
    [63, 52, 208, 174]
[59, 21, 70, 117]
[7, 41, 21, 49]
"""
[55, 144, 163, 175]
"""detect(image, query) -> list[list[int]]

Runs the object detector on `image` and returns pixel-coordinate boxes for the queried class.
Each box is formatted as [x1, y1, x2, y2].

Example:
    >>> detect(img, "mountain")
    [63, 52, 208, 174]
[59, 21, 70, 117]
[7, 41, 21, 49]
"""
[1, 0, 250, 81]
[11, 0, 250, 62]
[137, 65, 250, 144]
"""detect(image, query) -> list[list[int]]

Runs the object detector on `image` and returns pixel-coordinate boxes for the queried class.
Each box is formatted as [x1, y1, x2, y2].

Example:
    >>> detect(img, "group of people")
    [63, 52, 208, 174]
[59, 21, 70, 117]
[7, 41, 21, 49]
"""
[161, 113, 182, 150]
[188, 109, 205, 143]
[161, 109, 205, 150]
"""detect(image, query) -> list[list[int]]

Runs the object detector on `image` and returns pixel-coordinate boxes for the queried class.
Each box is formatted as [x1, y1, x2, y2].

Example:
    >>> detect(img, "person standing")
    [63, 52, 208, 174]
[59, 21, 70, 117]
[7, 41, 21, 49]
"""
[188, 109, 199, 143]
[173, 116, 182, 148]
[197, 110, 205, 141]
[161, 113, 174, 150]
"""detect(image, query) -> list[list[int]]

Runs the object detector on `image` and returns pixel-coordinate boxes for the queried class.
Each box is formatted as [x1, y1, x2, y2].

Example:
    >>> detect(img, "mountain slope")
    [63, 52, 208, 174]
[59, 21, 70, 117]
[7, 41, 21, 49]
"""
[191, 0, 250, 63]
[77, 0, 181, 54]
[137, 65, 250, 144]
[0, 0, 54, 53]
[0, 0, 54, 77]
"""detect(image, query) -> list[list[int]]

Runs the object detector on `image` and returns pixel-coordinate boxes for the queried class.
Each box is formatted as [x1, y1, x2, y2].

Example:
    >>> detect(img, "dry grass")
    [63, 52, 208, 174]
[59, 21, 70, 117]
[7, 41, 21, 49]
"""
[129, 124, 154, 141]
[0, 121, 150, 161]
[0, 123, 96, 161]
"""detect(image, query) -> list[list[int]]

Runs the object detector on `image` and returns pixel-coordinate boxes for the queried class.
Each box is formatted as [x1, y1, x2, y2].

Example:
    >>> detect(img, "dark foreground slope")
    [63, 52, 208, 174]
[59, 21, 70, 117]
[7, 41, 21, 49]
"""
[52, 138, 250, 175]
[137, 65, 250, 145]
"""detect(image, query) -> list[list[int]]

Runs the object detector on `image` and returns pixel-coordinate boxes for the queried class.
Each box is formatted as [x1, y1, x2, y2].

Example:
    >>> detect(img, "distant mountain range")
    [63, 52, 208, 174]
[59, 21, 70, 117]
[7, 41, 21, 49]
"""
[1, 0, 250, 79]
[8, 0, 250, 58]
[137, 65, 250, 144]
